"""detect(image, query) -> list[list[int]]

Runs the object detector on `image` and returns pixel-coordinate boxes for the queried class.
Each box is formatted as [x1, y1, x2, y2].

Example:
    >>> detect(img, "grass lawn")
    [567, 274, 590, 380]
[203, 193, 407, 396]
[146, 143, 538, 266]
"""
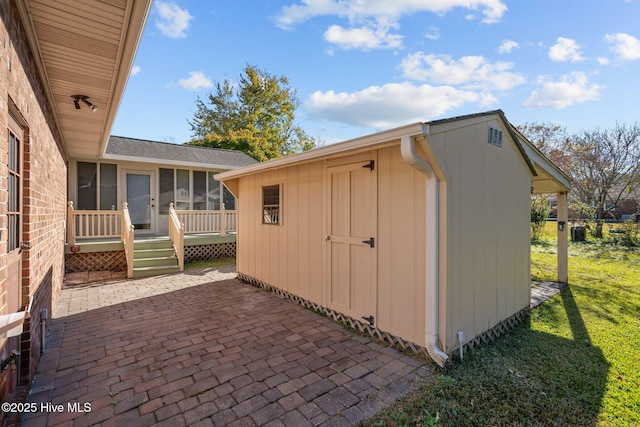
[184, 257, 236, 270]
[366, 222, 640, 426]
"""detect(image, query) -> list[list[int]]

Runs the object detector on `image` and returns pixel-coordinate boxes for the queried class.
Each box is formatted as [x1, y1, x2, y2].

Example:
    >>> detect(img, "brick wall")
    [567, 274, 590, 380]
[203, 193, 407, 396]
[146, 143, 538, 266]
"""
[0, 0, 67, 410]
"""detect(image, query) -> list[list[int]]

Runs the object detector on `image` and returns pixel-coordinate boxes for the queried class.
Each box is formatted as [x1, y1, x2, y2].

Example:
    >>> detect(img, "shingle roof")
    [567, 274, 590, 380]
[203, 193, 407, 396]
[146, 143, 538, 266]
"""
[104, 136, 257, 168]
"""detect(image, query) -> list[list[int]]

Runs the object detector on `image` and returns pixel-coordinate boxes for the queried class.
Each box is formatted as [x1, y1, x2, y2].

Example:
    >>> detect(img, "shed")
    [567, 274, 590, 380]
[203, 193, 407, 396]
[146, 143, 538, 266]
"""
[216, 110, 571, 366]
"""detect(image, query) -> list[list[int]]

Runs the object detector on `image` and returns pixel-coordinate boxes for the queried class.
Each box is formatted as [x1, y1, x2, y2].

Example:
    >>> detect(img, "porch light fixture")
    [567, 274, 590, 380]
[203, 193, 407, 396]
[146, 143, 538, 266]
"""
[71, 95, 98, 112]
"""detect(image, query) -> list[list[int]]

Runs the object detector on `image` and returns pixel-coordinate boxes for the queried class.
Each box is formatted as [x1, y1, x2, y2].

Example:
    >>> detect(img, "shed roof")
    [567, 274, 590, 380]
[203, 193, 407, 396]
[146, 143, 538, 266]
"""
[102, 136, 258, 169]
[215, 110, 571, 194]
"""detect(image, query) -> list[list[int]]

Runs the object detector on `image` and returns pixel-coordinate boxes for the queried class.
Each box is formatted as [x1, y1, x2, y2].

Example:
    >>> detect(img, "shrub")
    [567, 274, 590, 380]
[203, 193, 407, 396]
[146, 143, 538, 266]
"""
[531, 196, 551, 241]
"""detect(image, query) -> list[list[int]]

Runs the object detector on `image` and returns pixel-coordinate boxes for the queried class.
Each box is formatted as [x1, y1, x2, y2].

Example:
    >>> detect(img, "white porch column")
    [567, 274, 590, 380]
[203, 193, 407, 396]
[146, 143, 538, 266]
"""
[557, 192, 568, 283]
[220, 203, 227, 237]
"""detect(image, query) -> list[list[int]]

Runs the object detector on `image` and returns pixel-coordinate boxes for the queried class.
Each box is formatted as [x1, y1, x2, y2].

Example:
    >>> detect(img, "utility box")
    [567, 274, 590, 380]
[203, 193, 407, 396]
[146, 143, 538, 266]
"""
[571, 226, 586, 242]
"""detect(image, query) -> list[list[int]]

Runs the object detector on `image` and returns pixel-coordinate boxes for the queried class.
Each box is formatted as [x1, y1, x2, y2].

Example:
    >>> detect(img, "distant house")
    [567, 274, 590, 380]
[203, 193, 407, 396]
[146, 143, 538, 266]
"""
[217, 110, 571, 367]
[0, 0, 152, 413]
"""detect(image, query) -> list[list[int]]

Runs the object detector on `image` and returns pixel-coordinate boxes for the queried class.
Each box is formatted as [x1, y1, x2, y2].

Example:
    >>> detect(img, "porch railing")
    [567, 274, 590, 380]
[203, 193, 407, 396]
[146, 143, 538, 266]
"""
[174, 209, 237, 236]
[121, 202, 135, 278]
[67, 201, 123, 245]
[168, 203, 185, 272]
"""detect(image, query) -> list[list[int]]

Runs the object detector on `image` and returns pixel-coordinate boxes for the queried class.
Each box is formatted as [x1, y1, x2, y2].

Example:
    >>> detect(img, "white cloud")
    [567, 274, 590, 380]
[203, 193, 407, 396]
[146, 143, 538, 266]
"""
[400, 52, 526, 91]
[498, 39, 519, 54]
[155, 1, 193, 38]
[424, 26, 440, 40]
[324, 24, 403, 50]
[605, 33, 640, 61]
[524, 72, 603, 109]
[178, 71, 212, 90]
[305, 82, 498, 128]
[597, 57, 610, 65]
[275, 0, 507, 50]
[131, 65, 141, 76]
[548, 37, 585, 62]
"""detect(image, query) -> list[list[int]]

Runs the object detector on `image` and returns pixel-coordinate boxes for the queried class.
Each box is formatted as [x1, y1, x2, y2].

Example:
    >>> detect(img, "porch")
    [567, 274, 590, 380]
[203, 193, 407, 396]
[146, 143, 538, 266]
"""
[65, 201, 237, 278]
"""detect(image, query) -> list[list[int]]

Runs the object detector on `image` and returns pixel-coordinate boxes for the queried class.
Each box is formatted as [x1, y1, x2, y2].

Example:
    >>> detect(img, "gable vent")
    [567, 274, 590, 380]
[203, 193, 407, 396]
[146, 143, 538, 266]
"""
[488, 126, 503, 147]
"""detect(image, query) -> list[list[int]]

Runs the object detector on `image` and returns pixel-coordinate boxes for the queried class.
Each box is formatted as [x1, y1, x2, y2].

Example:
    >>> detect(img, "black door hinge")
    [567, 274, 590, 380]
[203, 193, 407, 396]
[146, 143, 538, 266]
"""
[362, 160, 374, 170]
[362, 237, 375, 248]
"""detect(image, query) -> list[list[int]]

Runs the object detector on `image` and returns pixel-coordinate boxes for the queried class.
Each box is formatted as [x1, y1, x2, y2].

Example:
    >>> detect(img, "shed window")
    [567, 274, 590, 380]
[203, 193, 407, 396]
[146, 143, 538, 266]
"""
[262, 185, 280, 224]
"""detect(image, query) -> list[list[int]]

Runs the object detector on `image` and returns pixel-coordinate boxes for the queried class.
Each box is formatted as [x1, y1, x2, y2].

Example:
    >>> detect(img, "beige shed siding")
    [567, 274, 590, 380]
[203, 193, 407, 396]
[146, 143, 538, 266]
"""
[236, 163, 325, 304]
[376, 145, 426, 346]
[427, 118, 532, 351]
[236, 147, 428, 347]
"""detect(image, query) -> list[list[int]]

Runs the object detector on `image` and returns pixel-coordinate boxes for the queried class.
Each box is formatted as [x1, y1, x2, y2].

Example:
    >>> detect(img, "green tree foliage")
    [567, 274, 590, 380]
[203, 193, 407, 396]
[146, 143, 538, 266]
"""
[519, 121, 640, 238]
[187, 65, 316, 161]
[531, 195, 552, 241]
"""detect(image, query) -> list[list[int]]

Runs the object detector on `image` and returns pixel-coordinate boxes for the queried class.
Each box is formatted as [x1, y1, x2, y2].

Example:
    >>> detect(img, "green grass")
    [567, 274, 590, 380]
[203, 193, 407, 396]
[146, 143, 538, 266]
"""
[184, 257, 235, 270]
[367, 222, 640, 427]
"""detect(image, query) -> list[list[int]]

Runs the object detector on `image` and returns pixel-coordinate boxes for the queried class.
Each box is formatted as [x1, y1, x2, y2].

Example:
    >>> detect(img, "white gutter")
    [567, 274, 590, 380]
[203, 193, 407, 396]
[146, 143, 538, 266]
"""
[400, 135, 449, 367]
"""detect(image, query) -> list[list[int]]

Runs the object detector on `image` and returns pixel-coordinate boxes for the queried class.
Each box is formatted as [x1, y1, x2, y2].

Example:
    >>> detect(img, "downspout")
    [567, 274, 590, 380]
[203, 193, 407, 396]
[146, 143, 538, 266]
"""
[400, 135, 449, 367]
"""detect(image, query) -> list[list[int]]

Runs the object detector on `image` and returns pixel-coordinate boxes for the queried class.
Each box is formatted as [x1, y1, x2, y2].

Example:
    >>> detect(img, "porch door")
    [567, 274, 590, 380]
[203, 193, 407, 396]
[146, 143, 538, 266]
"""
[7, 115, 23, 312]
[326, 156, 377, 326]
[125, 171, 155, 234]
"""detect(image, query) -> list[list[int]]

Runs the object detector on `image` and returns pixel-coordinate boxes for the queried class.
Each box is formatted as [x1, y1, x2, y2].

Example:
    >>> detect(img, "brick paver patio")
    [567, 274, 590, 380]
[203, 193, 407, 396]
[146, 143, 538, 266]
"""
[21, 266, 433, 426]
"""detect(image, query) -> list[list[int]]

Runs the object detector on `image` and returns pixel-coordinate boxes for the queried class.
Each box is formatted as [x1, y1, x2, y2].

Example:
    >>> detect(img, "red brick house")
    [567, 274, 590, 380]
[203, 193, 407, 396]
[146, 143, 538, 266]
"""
[0, 0, 151, 412]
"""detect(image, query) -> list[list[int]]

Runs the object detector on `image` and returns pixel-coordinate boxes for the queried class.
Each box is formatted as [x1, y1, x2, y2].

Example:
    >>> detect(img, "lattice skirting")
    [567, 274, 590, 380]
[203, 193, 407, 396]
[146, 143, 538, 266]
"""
[237, 272, 432, 360]
[65, 251, 127, 273]
[184, 242, 236, 263]
[459, 308, 530, 357]
[238, 272, 530, 365]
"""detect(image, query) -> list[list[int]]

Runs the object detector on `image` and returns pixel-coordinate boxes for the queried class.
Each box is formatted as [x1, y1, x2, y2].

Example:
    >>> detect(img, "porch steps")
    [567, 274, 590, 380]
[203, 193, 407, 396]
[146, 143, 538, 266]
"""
[132, 238, 180, 278]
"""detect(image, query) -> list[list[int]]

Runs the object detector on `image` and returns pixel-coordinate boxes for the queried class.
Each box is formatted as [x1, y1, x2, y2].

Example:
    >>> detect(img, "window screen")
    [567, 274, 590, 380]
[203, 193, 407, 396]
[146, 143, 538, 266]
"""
[262, 185, 280, 224]
[176, 169, 190, 209]
[77, 162, 97, 210]
[99, 163, 117, 210]
[193, 171, 207, 210]
[159, 168, 174, 214]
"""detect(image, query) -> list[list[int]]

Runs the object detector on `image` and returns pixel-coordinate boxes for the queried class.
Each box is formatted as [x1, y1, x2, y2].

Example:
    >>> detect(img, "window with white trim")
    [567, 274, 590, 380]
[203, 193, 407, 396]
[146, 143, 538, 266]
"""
[262, 185, 280, 224]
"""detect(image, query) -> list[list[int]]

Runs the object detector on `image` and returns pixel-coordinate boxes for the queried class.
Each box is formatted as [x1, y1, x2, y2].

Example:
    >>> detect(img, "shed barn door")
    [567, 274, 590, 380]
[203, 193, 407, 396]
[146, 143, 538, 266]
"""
[326, 156, 377, 326]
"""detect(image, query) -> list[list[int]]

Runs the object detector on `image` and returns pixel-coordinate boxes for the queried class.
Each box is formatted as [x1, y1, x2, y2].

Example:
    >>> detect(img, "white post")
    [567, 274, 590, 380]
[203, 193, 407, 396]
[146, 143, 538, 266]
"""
[220, 202, 227, 237]
[557, 192, 569, 283]
[67, 201, 75, 246]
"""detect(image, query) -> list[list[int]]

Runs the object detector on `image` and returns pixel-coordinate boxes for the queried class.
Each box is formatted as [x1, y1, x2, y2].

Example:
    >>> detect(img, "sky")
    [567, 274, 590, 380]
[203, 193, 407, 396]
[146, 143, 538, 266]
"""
[111, 0, 640, 146]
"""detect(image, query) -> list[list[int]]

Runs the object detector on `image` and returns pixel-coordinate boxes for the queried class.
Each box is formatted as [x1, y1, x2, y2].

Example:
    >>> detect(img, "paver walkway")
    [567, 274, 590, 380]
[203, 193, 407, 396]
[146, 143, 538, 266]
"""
[21, 266, 433, 426]
[530, 281, 567, 308]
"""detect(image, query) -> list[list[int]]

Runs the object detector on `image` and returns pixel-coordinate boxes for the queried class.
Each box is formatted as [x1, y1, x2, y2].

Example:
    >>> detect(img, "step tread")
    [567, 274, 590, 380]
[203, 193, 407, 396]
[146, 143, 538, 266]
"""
[133, 265, 180, 272]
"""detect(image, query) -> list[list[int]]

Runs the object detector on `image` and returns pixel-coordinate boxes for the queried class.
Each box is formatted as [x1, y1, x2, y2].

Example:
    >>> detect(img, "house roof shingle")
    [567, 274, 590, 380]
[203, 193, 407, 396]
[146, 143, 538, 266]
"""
[104, 136, 257, 168]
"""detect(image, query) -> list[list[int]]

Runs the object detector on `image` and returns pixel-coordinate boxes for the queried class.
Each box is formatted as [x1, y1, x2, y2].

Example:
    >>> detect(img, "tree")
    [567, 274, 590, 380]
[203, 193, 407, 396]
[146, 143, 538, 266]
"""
[187, 65, 316, 161]
[517, 121, 571, 173]
[518, 121, 640, 238]
[568, 123, 640, 237]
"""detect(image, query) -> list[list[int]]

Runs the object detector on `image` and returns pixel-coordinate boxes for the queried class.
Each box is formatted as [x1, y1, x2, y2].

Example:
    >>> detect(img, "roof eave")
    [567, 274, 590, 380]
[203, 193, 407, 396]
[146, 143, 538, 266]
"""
[99, 153, 246, 170]
[216, 122, 427, 181]
[98, 1, 153, 157]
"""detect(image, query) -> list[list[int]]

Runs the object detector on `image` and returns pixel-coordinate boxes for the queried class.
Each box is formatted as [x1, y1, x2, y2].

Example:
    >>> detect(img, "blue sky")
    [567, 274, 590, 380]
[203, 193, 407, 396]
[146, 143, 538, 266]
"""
[112, 0, 640, 146]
